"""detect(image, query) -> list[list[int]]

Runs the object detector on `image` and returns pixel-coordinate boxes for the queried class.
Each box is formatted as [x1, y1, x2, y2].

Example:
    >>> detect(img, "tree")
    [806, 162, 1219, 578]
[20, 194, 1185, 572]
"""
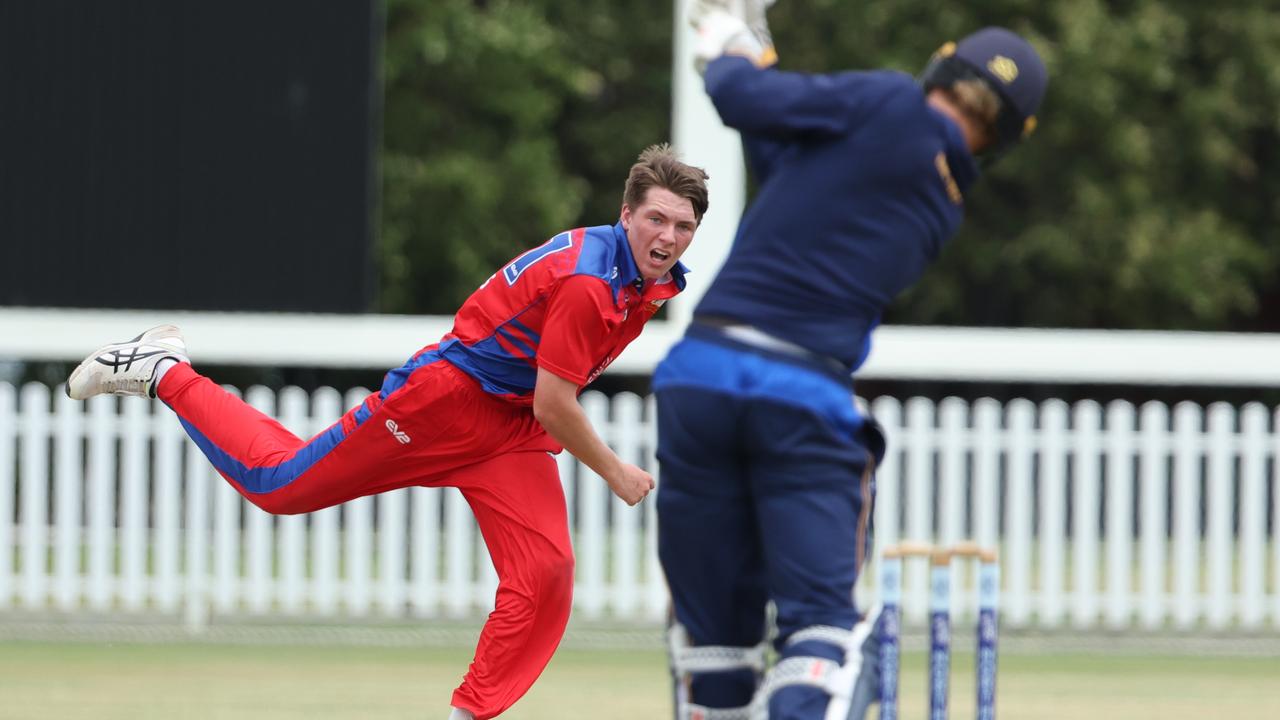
[770, 0, 1280, 330]
[380, 0, 594, 313]
[379, 0, 674, 315]
[379, 1, 1280, 331]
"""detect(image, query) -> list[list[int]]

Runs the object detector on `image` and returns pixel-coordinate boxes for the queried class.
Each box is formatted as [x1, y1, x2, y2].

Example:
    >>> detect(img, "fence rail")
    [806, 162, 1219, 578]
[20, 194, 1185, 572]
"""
[1, 382, 1277, 633]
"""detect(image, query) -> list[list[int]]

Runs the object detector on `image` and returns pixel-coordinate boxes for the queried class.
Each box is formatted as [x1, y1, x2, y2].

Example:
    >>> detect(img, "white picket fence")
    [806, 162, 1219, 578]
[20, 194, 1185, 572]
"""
[1, 381, 1278, 633]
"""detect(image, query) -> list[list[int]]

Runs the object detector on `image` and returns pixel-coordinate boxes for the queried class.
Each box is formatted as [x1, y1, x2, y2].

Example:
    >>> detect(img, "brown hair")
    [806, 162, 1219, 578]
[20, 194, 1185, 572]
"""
[622, 144, 710, 223]
[951, 78, 1003, 129]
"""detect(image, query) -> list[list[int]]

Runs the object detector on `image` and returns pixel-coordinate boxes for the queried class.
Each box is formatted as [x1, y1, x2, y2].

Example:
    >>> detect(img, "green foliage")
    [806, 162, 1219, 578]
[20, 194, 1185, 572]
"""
[768, 0, 1280, 330]
[379, 0, 672, 314]
[379, 1, 1280, 330]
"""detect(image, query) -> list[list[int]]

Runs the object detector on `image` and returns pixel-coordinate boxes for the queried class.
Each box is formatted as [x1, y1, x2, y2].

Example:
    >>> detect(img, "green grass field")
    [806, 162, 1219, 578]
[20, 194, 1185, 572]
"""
[0, 641, 1277, 719]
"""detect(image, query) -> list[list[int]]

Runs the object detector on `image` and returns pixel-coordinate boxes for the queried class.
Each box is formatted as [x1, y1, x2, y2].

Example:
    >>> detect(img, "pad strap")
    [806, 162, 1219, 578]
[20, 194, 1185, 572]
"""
[669, 623, 768, 675]
[681, 703, 754, 720]
[786, 625, 856, 650]
[759, 656, 846, 698]
[675, 643, 769, 674]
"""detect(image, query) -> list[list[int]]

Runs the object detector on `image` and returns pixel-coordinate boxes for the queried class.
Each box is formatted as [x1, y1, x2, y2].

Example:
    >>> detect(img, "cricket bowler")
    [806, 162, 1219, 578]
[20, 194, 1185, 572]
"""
[67, 145, 709, 720]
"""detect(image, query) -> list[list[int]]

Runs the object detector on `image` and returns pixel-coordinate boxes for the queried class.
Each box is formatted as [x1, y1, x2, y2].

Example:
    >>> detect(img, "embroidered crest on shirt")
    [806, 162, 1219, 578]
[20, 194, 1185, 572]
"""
[935, 152, 963, 205]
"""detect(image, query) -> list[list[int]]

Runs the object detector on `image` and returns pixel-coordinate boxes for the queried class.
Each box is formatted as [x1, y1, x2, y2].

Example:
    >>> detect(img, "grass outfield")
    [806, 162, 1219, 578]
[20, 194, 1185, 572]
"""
[1, 641, 1278, 719]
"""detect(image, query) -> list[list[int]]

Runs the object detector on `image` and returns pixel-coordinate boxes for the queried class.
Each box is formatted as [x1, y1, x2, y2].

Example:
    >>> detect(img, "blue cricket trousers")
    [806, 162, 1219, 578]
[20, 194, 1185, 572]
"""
[654, 329, 883, 720]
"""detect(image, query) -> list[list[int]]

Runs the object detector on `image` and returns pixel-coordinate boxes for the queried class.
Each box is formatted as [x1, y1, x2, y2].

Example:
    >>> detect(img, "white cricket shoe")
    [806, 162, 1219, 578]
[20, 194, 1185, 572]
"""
[66, 324, 190, 400]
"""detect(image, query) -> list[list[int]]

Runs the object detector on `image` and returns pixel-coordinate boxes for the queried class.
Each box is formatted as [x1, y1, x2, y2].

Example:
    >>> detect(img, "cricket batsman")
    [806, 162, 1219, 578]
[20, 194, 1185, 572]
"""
[656, 3, 1048, 718]
[66, 145, 709, 720]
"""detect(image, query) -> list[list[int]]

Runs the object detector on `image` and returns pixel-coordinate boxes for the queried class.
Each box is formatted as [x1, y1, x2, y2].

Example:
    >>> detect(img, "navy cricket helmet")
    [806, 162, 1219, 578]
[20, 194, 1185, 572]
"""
[920, 26, 1048, 157]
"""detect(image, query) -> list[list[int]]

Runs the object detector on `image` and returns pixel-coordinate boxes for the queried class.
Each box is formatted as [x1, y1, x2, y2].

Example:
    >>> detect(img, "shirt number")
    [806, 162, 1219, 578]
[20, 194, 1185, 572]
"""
[503, 231, 574, 286]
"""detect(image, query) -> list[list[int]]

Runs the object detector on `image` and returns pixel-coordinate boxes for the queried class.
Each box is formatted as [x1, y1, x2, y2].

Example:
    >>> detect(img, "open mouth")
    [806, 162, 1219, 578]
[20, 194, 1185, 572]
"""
[649, 248, 670, 264]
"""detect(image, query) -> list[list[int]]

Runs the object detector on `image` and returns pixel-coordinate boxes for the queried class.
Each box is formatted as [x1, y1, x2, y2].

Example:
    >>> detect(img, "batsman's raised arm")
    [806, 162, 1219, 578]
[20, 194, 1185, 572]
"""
[690, 1, 873, 138]
[704, 57, 875, 138]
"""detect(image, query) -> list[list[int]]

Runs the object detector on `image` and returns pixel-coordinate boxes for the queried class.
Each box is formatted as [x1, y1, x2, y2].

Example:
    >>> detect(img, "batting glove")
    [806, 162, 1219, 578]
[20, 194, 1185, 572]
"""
[689, 0, 778, 28]
[742, 0, 777, 60]
[690, 2, 778, 75]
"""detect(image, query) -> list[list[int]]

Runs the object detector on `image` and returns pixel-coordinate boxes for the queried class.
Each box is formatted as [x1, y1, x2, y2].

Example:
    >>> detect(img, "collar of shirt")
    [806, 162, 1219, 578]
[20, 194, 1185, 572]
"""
[612, 221, 690, 297]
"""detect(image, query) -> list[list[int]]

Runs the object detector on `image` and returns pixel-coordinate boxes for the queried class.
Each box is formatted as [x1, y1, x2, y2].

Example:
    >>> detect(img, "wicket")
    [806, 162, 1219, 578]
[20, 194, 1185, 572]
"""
[878, 541, 1000, 720]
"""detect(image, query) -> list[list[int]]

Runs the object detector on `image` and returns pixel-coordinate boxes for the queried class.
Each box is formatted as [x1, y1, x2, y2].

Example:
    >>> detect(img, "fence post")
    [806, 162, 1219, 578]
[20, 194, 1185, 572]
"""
[410, 485, 441, 618]
[871, 396, 904, 561]
[278, 387, 310, 616]
[0, 384, 16, 609]
[904, 397, 935, 624]
[1239, 403, 1267, 629]
[211, 388, 242, 616]
[1205, 403, 1234, 629]
[972, 399, 1001, 567]
[1071, 400, 1102, 628]
[1138, 402, 1169, 630]
[1005, 399, 1034, 628]
[53, 389, 83, 611]
[938, 398, 967, 619]
[612, 392, 644, 618]
[153, 402, 183, 613]
[183, 413, 212, 635]
[577, 391, 610, 619]
[20, 383, 51, 609]
[643, 394, 667, 622]
[1104, 401, 1136, 629]
[342, 387, 374, 617]
[243, 387, 277, 615]
[119, 396, 150, 611]
[1171, 402, 1202, 630]
[86, 395, 116, 611]
[1039, 400, 1069, 628]
[310, 388, 343, 617]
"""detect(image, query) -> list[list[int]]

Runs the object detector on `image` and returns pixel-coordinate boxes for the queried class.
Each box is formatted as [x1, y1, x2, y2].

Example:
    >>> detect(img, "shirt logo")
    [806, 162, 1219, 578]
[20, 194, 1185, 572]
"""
[935, 152, 962, 205]
[586, 355, 614, 385]
[385, 419, 411, 445]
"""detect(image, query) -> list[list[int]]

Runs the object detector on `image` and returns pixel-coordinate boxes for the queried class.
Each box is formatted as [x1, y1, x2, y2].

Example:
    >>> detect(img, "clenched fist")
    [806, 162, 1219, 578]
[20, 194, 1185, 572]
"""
[606, 464, 656, 506]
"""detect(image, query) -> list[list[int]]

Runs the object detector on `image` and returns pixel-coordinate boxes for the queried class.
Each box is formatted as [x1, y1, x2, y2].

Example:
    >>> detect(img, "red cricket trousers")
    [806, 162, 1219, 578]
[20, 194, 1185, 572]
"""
[158, 357, 574, 719]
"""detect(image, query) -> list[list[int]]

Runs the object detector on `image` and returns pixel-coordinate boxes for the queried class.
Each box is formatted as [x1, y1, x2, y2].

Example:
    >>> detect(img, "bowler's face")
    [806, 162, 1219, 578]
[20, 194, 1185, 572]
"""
[620, 187, 698, 281]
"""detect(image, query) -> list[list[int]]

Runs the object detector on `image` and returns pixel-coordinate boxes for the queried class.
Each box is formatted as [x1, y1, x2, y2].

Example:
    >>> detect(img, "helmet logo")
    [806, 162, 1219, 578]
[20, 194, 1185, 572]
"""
[987, 55, 1019, 84]
[1023, 115, 1038, 138]
[934, 41, 957, 60]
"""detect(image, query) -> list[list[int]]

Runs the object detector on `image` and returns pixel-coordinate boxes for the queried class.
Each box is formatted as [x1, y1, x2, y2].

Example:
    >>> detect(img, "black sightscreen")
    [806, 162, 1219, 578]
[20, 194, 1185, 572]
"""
[0, 1, 381, 313]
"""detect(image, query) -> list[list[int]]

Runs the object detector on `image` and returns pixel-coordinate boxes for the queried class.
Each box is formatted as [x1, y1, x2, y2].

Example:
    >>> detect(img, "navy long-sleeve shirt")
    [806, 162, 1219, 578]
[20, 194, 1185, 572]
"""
[694, 56, 979, 371]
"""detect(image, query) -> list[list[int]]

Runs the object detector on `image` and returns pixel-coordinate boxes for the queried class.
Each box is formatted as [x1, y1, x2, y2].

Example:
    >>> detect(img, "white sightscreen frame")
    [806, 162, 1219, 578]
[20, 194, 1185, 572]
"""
[4, 306, 1280, 386]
